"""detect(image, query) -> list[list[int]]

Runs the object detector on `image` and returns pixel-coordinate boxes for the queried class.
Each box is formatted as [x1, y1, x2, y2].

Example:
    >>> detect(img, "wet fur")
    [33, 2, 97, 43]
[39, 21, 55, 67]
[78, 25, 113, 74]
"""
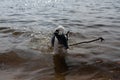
[51, 26, 68, 54]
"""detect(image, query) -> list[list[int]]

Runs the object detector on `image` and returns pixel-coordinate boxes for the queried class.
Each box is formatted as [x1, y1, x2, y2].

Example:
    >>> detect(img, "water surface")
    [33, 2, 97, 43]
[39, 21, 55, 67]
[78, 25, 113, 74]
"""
[0, 0, 120, 80]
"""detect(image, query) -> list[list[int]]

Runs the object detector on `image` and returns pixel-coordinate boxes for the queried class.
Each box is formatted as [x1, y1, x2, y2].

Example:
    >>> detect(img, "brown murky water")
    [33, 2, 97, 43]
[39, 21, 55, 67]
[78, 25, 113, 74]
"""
[0, 27, 120, 80]
[0, 0, 120, 80]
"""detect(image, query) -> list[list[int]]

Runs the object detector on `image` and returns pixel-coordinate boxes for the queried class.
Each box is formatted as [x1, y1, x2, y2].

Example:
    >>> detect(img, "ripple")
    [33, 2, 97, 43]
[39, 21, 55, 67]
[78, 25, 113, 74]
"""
[0, 0, 120, 80]
[0, 19, 36, 24]
[0, 51, 27, 67]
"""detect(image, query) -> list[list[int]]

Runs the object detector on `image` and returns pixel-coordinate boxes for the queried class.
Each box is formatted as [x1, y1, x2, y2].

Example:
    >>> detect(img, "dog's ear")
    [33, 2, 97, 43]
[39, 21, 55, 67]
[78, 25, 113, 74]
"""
[55, 30, 59, 33]
[54, 30, 59, 35]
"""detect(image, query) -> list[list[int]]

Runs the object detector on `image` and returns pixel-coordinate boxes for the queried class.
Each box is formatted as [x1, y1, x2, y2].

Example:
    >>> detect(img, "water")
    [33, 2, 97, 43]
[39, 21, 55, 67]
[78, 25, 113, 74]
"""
[0, 0, 120, 80]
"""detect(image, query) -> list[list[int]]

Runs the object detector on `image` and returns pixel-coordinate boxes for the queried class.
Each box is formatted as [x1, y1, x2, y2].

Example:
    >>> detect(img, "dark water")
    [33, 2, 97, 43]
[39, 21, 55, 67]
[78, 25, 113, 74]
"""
[0, 0, 120, 80]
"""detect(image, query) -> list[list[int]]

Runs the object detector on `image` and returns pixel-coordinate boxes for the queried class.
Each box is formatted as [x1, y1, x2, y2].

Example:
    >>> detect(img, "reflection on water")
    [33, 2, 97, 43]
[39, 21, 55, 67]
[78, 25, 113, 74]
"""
[53, 53, 68, 80]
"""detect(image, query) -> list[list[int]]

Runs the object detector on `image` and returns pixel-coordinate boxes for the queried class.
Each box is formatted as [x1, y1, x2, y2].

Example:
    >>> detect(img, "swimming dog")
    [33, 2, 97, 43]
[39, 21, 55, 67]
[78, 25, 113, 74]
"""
[51, 25, 69, 54]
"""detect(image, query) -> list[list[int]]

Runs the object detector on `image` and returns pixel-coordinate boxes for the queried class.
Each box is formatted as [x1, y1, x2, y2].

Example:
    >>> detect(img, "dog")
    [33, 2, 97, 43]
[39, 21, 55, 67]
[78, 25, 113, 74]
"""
[51, 25, 69, 55]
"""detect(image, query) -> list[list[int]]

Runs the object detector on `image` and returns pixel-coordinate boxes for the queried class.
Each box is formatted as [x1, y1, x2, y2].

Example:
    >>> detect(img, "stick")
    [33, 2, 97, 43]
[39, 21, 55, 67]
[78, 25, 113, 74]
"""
[69, 37, 104, 46]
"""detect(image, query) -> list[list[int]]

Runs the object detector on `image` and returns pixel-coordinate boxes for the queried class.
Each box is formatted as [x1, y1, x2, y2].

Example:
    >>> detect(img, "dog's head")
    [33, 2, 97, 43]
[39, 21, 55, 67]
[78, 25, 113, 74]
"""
[54, 25, 65, 35]
[51, 25, 68, 49]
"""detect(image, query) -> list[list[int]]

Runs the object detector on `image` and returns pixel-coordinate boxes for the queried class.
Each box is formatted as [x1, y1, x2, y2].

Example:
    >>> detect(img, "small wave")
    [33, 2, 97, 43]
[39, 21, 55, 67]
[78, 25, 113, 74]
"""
[0, 19, 36, 24]
[69, 32, 87, 39]
[8, 13, 25, 16]
[28, 34, 52, 53]
[0, 51, 27, 67]
[86, 24, 105, 28]
[0, 27, 10, 30]
[0, 28, 15, 33]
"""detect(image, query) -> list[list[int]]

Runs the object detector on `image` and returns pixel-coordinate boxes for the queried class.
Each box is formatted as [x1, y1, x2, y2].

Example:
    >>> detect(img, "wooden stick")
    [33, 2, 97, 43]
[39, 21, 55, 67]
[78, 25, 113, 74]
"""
[69, 37, 104, 46]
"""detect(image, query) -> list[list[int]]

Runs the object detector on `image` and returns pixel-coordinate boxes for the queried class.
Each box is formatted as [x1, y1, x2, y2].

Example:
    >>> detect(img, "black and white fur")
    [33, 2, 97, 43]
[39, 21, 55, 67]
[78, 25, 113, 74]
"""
[51, 25, 68, 54]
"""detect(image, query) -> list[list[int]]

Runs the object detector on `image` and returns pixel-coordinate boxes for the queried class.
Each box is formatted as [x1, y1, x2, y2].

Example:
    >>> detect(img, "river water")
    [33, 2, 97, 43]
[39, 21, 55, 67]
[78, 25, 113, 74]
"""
[0, 0, 120, 80]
